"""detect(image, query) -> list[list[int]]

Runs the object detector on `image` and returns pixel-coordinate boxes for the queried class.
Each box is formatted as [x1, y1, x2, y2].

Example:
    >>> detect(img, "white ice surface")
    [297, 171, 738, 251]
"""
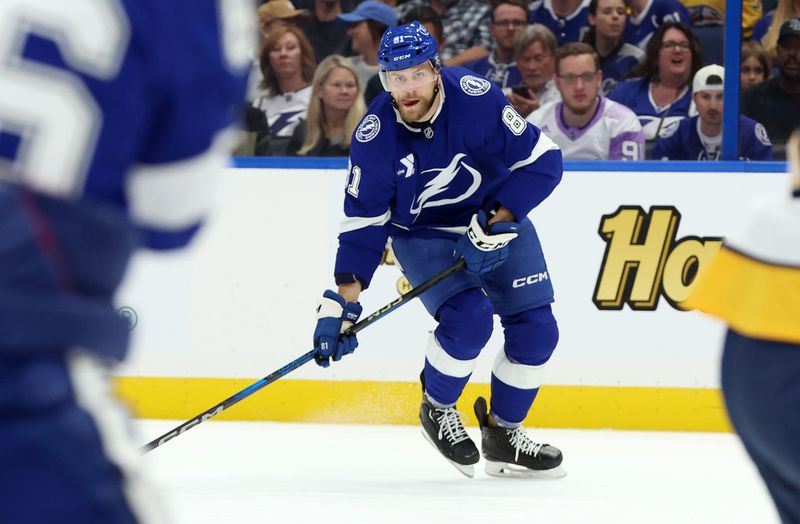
[137, 421, 779, 524]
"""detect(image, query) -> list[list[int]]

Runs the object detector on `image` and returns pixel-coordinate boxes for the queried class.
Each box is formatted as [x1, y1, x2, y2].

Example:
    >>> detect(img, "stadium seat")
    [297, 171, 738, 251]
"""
[692, 25, 724, 66]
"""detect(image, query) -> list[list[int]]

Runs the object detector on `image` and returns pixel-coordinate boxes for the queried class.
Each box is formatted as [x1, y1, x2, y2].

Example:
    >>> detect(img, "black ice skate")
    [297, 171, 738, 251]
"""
[419, 395, 480, 478]
[474, 396, 566, 479]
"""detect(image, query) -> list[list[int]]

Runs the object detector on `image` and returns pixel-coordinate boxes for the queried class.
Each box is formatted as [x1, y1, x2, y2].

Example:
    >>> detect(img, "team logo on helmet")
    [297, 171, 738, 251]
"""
[356, 114, 381, 143]
[460, 75, 491, 96]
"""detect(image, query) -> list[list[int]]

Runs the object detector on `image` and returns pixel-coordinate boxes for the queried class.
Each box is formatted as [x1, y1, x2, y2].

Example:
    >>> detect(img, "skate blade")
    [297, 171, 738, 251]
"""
[420, 428, 475, 478]
[485, 460, 567, 479]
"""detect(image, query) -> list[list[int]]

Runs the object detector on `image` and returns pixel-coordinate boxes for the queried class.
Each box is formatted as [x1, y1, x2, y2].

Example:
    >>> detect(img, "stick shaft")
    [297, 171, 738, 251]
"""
[141, 258, 465, 453]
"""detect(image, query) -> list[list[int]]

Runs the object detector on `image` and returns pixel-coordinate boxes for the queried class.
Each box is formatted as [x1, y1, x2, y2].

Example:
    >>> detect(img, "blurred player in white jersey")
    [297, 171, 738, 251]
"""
[0, 1, 251, 522]
[685, 129, 800, 523]
[528, 43, 644, 160]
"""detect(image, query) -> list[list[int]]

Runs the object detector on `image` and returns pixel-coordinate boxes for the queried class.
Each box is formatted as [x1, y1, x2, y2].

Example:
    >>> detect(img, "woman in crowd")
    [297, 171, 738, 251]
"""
[288, 55, 366, 156]
[740, 41, 771, 91]
[254, 26, 317, 155]
[608, 22, 701, 140]
[583, 0, 645, 95]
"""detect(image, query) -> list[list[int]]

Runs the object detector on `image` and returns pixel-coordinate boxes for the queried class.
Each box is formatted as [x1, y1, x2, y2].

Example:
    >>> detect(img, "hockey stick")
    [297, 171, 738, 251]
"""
[141, 257, 467, 453]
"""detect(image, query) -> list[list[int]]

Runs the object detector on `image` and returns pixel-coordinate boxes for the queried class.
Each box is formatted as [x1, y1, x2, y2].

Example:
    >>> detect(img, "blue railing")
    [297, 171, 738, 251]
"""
[722, 1, 743, 160]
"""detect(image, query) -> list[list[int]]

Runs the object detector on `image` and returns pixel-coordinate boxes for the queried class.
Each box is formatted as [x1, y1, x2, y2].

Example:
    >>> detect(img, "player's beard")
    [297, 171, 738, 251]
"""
[395, 84, 440, 123]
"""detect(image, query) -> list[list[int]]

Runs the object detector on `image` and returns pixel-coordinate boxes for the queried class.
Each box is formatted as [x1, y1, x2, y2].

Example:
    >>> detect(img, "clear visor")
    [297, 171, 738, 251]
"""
[379, 62, 439, 92]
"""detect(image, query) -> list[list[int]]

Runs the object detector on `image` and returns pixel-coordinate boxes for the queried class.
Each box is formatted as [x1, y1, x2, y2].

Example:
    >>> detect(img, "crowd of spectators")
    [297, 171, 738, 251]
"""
[239, 0, 800, 161]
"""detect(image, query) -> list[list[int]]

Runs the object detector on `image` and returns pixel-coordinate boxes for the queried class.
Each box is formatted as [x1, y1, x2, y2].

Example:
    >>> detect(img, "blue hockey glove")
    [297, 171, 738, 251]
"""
[313, 290, 363, 368]
[454, 211, 520, 274]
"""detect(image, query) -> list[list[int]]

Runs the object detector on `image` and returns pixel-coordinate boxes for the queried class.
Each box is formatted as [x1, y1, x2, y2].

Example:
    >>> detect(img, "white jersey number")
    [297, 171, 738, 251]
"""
[0, 0, 129, 198]
[621, 140, 640, 161]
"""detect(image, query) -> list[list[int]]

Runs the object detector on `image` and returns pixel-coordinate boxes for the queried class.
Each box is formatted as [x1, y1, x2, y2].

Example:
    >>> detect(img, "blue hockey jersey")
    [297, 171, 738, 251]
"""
[462, 55, 522, 89]
[599, 43, 645, 95]
[608, 76, 694, 140]
[623, 0, 691, 48]
[652, 115, 773, 160]
[529, 0, 591, 46]
[335, 68, 563, 288]
[0, 1, 250, 359]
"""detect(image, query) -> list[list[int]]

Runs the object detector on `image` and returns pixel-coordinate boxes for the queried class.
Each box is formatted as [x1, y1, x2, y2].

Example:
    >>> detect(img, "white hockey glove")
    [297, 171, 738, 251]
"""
[454, 211, 520, 274]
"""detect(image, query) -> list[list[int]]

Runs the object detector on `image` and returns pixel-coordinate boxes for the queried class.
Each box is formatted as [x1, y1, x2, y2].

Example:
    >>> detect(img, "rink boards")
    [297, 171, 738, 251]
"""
[114, 159, 789, 432]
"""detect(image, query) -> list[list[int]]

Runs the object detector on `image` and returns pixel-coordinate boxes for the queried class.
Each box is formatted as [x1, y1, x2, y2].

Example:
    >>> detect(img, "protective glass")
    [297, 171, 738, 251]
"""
[379, 63, 439, 92]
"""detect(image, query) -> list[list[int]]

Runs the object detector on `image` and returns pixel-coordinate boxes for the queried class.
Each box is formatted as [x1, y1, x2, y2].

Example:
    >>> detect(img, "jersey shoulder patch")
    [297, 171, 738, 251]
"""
[355, 114, 381, 143]
[754, 122, 771, 146]
[460, 75, 492, 96]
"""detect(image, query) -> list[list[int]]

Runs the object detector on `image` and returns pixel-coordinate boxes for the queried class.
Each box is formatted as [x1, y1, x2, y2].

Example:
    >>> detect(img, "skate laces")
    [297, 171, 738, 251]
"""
[507, 427, 544, 462]
[435, 407, 470, 445]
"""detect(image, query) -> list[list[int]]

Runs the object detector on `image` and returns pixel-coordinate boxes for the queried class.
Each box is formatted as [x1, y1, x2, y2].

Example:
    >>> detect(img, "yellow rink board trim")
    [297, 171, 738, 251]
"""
[114, 377, 733, 433]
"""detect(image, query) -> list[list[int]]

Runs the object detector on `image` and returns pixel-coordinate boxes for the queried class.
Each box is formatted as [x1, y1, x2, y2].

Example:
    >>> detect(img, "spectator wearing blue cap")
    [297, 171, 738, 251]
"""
[338, 1, 398, 88]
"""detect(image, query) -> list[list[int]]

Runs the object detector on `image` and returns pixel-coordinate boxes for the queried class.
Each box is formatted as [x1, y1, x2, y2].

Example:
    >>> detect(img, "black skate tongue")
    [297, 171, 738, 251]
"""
[473, 396, 489, 429]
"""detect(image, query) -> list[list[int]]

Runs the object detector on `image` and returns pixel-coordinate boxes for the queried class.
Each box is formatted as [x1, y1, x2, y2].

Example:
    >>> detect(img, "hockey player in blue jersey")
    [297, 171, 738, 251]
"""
[653, 65, 773, 160]
[0, 1, 250, 522]
[312, 21, 566, 479]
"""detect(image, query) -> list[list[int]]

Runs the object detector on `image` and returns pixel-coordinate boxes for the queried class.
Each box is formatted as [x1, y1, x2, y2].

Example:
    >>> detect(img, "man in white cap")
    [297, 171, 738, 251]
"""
[653, 64, 772, 160]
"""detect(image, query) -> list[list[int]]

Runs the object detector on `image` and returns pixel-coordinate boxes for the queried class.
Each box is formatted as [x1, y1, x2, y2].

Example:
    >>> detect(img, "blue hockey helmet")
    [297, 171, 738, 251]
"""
[377, 21, 440, 73]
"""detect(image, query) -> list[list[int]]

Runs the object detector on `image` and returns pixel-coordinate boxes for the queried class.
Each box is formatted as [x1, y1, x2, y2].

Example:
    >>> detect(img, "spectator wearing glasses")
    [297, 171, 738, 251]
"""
[395, 0, 492, 66]
[528, 0, 591, 46]
[507, 24, 561, 118]
[528, 43, 644, 159]
[742, 18, 800, 149]
[623, 0, 690, 48]
[608, 22, 701, 141]
[740, 41, 771, 91]
[583, 0, 644, 95]
[653, 65, 772, 160]
[463, 0, 527, 89]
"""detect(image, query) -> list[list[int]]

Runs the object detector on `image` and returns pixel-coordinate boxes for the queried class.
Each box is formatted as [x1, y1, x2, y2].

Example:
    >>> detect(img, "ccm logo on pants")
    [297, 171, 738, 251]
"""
[512, 272, 549, 288]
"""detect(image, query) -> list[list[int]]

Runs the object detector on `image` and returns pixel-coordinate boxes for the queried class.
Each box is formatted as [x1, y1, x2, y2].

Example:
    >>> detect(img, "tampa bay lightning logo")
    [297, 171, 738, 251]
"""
[754, 123, 771, 146]
[460, 75, 491, 96]
[410, 153, 482, 218]
[356, 114, 381, 142]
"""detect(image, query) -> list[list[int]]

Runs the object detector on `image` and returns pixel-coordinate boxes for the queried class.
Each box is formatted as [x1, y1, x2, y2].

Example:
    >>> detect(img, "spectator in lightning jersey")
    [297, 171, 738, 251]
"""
[0, 1, 250, 522]
[255, 26, 317, 155]
[623, 0, 690, 48]
[608, 22, 701, 140]
[529, 0, 591, 46]
[463, 0, 527, 89]
[528, 43, 644, 159]
[653, 65, 772, 160]
[583, 0, 645, 95]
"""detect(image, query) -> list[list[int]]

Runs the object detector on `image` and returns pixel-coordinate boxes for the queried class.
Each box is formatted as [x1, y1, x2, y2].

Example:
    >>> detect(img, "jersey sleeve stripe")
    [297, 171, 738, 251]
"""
[125, 131, 233, 230]
[509, 132, 560, 173]
[339, 209, 391, 233]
